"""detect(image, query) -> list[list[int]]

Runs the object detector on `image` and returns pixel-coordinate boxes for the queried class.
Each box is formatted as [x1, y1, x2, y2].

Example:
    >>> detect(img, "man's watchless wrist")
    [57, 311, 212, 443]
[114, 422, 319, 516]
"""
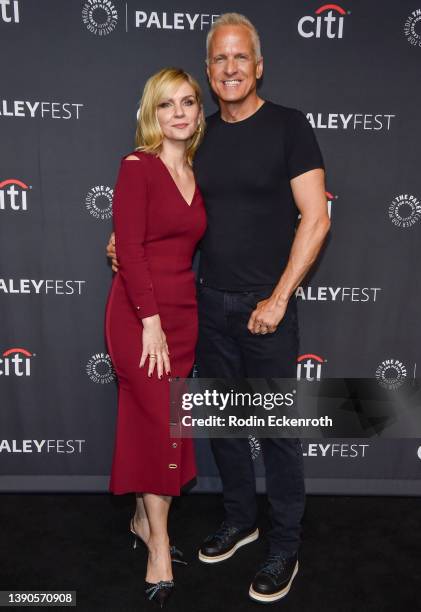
[272, 292, 290, 307]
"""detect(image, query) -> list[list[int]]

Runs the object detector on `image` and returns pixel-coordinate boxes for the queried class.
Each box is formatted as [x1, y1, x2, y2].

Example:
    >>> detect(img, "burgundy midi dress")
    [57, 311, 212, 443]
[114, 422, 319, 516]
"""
[105, 151, 206, 495]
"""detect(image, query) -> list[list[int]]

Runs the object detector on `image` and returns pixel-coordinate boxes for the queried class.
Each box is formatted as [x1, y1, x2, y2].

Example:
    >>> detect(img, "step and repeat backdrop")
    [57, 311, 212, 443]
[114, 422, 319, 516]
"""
[1, 0, 421, 494]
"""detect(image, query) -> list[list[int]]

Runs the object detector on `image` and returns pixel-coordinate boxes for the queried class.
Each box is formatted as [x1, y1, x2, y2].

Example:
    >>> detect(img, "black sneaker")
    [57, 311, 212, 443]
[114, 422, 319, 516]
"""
[249, 552, 298, 603]
[198, 522, 259, 564]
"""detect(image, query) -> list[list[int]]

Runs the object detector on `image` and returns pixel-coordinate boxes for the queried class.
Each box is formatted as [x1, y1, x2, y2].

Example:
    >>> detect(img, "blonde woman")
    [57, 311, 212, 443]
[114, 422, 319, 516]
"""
[105, 68, 206, 607]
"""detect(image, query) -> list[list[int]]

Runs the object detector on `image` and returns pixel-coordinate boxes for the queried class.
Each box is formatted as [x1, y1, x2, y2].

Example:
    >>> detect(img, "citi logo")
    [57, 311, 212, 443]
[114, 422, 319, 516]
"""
[298, 4, 348, 39]
[0, 179, 30, 211]
[0, 0, 19, 23]
[298, 190, 335, 221]
[326, 191, 336, 218]
[0, 348, 34, 376]
[297, 354, 325, 381]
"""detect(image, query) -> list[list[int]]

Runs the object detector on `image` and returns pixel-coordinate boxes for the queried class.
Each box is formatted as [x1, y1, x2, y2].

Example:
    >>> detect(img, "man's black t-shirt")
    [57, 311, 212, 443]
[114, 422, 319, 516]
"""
[193, 100, 324, 291]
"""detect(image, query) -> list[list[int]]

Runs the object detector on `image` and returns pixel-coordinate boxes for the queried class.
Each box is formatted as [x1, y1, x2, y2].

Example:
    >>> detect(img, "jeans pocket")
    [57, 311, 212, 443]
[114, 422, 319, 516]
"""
[245, 290, 271, 306]
[237, 291, 268, 314]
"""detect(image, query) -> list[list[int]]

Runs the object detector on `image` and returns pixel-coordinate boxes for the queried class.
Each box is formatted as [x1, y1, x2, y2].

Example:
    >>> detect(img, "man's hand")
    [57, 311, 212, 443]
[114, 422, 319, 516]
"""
[247, 295, 288, 335]
[247, 168, 329, 336]
[106, 232, 119, 272]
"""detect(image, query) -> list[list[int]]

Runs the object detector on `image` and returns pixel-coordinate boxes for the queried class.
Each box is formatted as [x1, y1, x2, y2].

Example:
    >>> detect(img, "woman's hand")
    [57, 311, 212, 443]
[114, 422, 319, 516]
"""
[139, 314, 171, 378]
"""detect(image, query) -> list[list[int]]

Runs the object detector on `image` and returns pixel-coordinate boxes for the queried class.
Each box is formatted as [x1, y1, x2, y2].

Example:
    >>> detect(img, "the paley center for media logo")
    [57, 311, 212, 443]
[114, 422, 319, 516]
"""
[85, 185, 114, 220]
[82, 0, 219, 35]
[0, 347, 35, 377]
[82, 0, 118, 36]
[375, 358, 407, 390]
[86, 352, 115, 384]
[388, 194, 421, 228]
[248, 435, 261, 461]
[404, 9, 421, 47]
[0, 0, 19, 23]
[298, 3, 349, 39]
[0, 178, 30, 211]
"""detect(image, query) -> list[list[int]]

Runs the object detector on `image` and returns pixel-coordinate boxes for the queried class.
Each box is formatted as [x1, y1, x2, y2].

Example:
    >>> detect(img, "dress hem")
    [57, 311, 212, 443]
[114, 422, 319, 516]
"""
[108, 474, 197, 497]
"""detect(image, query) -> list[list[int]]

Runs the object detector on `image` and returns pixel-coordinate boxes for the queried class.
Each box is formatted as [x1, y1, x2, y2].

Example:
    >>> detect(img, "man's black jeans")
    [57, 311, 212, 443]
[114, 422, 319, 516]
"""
[196, 283, 305, 555]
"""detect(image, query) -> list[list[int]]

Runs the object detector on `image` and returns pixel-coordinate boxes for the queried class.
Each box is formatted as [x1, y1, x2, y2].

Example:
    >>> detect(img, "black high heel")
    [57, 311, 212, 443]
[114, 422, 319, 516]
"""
[145, 580, 174, 608]
[130, 518, 187, 565]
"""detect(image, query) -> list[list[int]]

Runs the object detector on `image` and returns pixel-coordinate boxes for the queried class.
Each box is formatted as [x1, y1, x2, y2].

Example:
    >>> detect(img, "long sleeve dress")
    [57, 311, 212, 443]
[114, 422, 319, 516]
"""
[105, 151, 206, 495]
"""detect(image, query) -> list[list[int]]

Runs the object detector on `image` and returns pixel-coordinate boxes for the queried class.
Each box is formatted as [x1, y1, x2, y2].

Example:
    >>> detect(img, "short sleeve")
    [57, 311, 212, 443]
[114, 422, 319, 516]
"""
[112, 157, 159, 320]
[286, 110, 325, 180]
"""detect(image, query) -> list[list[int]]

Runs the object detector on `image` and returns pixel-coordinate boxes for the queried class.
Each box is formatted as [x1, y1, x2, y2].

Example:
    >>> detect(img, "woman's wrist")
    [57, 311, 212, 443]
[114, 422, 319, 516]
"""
[142, 314, 161, 331]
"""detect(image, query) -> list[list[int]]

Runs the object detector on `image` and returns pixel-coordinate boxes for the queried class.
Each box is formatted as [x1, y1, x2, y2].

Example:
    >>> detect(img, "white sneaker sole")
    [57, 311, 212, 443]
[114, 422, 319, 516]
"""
[248, 560, 299, 603]
[198, 528, 259, 564]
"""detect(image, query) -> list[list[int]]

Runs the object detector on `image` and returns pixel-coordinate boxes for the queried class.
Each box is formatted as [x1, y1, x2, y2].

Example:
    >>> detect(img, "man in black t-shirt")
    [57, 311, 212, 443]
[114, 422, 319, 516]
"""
[193, 13, 329, 604]
[107, 12, 329, 605]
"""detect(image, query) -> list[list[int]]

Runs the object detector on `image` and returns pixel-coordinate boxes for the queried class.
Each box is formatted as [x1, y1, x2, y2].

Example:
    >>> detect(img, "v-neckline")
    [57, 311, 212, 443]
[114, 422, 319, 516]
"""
[156, 155, 197, 207]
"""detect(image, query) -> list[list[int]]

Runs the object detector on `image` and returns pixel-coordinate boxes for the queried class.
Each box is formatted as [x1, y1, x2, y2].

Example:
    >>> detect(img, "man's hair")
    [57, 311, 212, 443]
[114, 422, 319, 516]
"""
[206, 13, 262, 63]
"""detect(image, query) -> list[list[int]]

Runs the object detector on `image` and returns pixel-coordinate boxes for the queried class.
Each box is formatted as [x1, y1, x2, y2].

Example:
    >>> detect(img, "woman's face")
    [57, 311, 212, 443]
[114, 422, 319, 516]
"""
[156, 81, 201, 143]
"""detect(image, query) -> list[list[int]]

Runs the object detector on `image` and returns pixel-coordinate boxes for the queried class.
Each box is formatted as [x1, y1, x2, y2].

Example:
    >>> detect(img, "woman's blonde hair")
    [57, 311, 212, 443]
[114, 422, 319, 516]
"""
[135, 68, 205, 166]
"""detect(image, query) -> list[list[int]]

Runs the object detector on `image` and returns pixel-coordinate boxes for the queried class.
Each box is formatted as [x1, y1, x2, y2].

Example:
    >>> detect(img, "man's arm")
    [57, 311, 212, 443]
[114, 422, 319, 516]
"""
[106, 232, 118, 272]
[248, 168, 330, 334]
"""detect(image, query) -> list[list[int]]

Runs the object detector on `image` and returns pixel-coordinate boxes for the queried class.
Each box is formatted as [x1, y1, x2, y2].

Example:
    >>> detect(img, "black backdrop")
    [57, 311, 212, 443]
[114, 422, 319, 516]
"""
[1, 0, 421, 494]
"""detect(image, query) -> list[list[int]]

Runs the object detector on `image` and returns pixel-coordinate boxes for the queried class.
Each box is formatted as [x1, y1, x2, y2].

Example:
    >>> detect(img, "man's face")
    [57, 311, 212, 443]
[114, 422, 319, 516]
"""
[207, 25, 263, 104]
